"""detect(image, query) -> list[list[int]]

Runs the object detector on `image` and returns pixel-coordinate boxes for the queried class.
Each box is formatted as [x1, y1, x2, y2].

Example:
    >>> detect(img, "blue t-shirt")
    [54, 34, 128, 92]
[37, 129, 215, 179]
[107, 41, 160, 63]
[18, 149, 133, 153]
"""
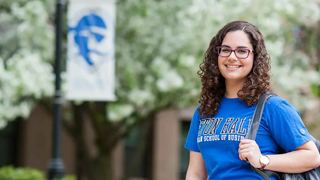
[185, 96, 312, 180]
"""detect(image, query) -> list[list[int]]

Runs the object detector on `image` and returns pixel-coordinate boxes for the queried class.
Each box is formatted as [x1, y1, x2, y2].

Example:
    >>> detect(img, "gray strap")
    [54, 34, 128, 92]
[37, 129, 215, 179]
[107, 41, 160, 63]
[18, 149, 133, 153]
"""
[252, 167, 272, 180]
[245, 94, 274, 140]
[252, 167, 281, 180]
[246, 94, 277, 180]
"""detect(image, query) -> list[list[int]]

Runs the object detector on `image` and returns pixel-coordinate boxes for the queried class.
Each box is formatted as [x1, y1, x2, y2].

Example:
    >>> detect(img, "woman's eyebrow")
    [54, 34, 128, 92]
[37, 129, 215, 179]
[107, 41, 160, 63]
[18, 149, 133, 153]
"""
[237, 46, 249, 48]
[221, 45, 249, 48]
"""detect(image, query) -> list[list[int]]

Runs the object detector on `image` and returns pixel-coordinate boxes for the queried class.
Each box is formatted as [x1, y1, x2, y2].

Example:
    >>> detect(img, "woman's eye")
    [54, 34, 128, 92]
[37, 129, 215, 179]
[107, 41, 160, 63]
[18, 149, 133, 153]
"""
[221, 49, 230, 52]
[237, 49, 248, 54]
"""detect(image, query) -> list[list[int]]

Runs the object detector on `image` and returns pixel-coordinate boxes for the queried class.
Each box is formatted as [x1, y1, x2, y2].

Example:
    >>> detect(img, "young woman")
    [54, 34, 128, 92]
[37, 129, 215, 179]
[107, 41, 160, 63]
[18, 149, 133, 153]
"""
[184, 21, 320, 180]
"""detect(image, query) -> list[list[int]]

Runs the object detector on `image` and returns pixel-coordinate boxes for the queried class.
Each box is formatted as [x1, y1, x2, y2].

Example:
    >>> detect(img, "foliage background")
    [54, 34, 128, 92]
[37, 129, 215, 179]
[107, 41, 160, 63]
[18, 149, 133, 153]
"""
[1, 0, 320, 127]
[1, 0, 320, 179]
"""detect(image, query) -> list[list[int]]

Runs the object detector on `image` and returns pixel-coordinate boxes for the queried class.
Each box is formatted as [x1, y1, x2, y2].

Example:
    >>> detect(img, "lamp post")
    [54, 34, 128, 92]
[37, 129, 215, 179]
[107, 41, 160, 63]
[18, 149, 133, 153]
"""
[47, 0, 65, 179]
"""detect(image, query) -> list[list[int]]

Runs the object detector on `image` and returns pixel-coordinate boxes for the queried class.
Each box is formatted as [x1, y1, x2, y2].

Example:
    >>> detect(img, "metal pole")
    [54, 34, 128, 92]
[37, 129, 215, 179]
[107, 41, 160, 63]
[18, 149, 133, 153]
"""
[47, 0, 65, 179]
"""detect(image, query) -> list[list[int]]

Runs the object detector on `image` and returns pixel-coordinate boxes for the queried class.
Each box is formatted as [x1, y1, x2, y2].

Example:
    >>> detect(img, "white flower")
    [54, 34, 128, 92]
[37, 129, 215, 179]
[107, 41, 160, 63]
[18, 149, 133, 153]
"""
[0, 120, 7, 130]
[128, 89, 155, 107]
[108, 104, 134, 122]
[179, 55, 196, 68]
[156, 70, 184, 92]
[151, 57, 170, 74]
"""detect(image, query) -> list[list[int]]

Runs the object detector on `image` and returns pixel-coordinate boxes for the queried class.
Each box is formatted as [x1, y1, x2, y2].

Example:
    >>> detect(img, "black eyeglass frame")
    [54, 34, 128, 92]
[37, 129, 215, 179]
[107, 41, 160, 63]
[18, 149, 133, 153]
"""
[216, 46, 254, 59]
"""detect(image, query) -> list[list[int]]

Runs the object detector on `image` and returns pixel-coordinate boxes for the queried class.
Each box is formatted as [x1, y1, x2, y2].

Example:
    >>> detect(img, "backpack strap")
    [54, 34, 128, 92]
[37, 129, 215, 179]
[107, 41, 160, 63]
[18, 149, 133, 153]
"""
[252, 167, 281, 180]
[245, 93, 274, 140]
[246, 94, 280, 180]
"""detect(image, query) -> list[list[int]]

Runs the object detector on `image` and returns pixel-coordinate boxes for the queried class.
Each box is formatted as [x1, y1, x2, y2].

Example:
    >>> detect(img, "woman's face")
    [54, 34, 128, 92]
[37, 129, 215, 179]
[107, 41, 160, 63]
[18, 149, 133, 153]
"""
[218, 30, 254, 85]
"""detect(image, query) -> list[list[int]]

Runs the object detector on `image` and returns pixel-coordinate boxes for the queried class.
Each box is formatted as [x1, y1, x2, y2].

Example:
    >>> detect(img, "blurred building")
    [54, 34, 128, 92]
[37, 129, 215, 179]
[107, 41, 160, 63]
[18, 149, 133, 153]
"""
[0, 104, 196, 180]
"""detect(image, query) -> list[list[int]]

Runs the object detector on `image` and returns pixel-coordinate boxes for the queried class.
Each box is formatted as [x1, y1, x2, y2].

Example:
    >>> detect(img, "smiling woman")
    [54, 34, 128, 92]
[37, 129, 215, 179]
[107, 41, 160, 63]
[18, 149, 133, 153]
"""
[217, 30, 254, 94]
[184, 21, 320, 180]
[198, 21, 272, 115]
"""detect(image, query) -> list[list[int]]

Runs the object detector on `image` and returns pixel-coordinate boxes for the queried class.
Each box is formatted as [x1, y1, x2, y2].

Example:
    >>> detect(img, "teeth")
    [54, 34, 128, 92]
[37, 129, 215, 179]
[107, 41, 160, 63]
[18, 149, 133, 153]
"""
[226, 65, 241, 68]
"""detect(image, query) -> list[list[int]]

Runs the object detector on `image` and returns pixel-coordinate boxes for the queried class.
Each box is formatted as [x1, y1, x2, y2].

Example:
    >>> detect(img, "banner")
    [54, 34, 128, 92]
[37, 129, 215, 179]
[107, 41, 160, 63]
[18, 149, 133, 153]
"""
[66, 0, 116, 101]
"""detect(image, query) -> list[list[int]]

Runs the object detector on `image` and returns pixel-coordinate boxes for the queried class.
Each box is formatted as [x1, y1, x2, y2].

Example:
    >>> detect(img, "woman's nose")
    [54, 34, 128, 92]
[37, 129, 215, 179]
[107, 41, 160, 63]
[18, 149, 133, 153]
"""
[228, 51, 238, 60]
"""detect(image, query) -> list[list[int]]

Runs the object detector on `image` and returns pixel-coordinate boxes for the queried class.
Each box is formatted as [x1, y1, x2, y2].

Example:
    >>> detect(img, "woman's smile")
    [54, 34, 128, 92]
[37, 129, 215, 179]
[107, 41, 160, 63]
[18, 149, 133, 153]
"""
[218, 30, 254, 83]
[225, 64, 243, 69]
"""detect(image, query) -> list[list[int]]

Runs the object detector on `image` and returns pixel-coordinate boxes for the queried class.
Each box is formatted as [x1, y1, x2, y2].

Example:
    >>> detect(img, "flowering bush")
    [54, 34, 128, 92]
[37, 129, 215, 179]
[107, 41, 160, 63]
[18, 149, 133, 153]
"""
[1, 0, 320, 126]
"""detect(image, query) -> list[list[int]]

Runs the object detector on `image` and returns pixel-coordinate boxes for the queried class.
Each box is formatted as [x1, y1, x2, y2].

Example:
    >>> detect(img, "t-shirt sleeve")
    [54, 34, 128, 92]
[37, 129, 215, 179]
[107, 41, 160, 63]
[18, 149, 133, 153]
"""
[184, 106, 201, 152]
[267, 100, 312, 152]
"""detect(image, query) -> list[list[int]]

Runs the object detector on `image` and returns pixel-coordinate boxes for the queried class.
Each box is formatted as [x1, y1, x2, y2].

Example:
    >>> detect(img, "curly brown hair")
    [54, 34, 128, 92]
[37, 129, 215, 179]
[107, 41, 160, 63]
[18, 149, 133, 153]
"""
[197, 21, 271, 117]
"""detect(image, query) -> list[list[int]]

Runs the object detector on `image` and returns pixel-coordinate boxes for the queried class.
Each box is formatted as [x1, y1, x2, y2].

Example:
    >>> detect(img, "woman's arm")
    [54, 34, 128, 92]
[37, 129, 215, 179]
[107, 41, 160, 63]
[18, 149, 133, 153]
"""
[185, 151, 208, 180]
[239, 139, 320, 173]
[265, 141, 320, 173]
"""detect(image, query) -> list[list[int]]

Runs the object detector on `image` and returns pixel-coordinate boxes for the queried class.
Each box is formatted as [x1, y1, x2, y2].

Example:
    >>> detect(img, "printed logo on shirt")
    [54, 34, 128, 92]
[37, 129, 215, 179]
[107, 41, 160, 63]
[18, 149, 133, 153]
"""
[197, 117, 251, 143]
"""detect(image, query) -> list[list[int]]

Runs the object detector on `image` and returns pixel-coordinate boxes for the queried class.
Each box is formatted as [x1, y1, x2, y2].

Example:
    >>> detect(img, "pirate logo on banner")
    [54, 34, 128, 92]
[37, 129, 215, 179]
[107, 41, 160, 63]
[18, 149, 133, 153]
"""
[67, 3, 116, 101]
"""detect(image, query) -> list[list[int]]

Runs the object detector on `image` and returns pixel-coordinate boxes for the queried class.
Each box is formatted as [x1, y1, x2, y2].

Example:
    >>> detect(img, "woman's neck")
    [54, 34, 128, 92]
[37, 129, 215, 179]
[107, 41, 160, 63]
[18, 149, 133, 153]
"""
[224, 80, 245, 98]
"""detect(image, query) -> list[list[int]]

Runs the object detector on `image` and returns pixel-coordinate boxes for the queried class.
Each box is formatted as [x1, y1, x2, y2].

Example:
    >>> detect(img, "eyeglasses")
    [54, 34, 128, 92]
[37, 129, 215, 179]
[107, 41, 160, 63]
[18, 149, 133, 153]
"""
[216, 46, 254, 59]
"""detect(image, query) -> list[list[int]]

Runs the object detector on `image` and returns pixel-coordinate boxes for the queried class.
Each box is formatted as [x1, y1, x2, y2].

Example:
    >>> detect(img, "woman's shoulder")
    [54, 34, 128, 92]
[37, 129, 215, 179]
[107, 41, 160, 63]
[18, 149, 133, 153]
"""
[266, 94, 285, 106]
[265, 94, 298, 113]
